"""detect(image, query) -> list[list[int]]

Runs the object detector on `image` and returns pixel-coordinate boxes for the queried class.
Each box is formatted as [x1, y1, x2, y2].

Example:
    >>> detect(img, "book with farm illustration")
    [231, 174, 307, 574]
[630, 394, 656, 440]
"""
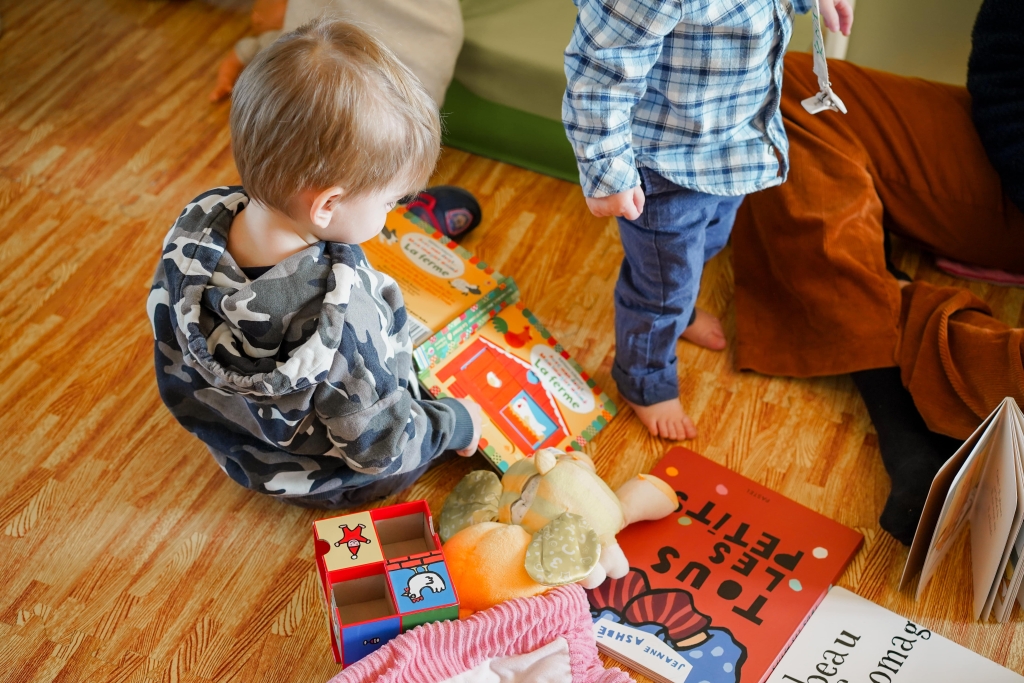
[417, 303, 617, 472]
[361, 208, 518, 347]
[588, 447, 863, 683]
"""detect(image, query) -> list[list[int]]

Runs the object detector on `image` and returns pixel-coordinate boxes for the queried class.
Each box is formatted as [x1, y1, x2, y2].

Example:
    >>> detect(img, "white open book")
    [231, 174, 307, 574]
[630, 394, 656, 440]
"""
[900, 397, 1024, 621]
[767, 587, 1022, 682]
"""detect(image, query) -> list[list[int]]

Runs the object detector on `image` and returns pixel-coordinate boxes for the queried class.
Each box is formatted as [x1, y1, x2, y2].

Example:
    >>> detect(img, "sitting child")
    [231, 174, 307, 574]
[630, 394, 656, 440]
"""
[148, 17, 481, 508]
[563, 0, 852, 439]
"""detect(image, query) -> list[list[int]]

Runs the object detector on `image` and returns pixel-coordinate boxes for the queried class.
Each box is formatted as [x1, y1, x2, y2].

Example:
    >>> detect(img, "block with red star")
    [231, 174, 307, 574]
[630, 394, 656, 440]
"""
[313, 511, 383, 572]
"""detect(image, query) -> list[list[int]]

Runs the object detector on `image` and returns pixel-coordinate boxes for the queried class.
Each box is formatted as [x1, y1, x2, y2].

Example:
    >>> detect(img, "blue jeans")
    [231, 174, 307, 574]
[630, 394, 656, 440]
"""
[612, 167, 744, 406]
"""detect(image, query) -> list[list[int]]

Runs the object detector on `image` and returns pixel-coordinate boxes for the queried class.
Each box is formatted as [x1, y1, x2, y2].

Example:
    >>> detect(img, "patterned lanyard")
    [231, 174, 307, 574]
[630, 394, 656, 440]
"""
[801, 0, 848, 115]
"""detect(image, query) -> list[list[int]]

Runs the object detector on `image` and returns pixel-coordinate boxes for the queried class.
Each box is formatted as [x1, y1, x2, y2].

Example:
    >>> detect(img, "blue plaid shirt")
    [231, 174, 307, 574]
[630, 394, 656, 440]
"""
[563, 0, 813, 198]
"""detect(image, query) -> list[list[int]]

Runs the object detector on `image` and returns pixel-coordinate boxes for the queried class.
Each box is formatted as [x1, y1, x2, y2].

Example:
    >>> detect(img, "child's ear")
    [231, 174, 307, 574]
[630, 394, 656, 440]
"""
[309, 186, 345, 228]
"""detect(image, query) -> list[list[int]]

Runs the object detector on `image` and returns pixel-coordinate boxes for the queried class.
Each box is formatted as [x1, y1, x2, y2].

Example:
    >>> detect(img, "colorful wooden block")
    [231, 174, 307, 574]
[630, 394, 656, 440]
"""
[314, 500, 460, 666]
[341, 616, 401, 666]
[313, 511, 383, 572]
[386, 553, 458, 622]
[331, 571, 401, 667]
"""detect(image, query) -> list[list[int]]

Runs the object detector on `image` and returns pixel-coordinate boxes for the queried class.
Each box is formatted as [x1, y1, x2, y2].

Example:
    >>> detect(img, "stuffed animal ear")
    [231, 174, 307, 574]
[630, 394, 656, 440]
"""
[524, 512, 600, 586]
[533, 448, 561, 475]
[439, 470, 502, 543]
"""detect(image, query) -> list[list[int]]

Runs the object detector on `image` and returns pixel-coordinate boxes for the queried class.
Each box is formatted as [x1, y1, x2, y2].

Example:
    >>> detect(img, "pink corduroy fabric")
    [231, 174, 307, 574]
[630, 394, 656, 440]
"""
[326, 584, 631, 683]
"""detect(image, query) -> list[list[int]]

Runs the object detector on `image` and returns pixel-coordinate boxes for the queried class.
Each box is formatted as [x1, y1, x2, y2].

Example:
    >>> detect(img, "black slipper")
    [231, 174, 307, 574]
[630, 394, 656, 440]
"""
[406, 186, 482, 240]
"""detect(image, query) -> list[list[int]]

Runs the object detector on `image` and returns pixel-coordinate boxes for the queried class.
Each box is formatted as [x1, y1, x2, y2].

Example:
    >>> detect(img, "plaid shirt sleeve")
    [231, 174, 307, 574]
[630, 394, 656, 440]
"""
[563, 0, 682, 198]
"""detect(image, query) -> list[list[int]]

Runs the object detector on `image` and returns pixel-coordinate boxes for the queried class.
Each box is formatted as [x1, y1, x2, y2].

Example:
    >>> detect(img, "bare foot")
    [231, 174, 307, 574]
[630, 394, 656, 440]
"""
[625, 397, 697, 440]
[681, 309, 727, 351]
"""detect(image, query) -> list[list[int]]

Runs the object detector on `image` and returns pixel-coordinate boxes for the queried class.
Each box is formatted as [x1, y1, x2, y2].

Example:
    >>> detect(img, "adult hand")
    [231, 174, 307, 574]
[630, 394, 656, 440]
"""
[819, 0, 854, 36]
[585, 186, 645, 221]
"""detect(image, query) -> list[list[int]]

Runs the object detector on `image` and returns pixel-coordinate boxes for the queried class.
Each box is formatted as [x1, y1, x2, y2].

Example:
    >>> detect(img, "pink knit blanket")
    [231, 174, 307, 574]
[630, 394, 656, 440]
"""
[326, 585, 631, 683]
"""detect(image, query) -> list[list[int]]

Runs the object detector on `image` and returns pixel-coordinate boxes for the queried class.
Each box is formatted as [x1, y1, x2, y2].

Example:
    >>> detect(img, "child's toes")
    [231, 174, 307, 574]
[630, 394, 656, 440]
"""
[707, 327, 726, 350]
[681, 309, 727, 351]
[682, 414, 698, 440]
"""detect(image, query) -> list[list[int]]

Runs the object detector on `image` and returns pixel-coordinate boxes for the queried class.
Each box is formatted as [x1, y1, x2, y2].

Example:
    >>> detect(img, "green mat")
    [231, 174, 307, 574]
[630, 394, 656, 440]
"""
[440, 79, 580, 184]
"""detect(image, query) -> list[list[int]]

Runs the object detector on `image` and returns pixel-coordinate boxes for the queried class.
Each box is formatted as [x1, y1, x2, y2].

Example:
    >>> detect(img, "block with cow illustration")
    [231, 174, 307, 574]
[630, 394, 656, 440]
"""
[313, 500, 460, 666]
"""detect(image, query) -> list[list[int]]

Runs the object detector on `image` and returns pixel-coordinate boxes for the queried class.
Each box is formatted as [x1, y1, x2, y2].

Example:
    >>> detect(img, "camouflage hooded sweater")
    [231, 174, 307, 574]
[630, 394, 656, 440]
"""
[148, 188, 473, 505]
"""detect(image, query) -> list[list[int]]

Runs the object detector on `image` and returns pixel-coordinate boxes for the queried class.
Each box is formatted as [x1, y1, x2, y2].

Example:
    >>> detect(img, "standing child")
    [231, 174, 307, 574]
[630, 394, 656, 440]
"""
[148, 18, 481, 508]
[563, 0, 852, 439]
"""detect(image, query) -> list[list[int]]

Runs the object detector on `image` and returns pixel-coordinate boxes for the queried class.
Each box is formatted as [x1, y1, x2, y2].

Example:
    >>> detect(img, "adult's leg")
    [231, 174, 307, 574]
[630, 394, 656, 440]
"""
[736, 53, 1024, 379]
[733, 53, 1024, 542]
[852, 366, 962, 544]
[898, 282, 1024, 440]
[824, 64, 1024, 273]
[733, 53, 902, 377]
[811, 56, 1024, 436]
[819, 57, 1024, 437]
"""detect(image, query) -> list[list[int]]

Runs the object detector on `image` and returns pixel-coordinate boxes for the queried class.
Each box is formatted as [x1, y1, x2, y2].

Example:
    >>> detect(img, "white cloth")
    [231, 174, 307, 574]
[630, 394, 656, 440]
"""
[283, 0, 463, 105]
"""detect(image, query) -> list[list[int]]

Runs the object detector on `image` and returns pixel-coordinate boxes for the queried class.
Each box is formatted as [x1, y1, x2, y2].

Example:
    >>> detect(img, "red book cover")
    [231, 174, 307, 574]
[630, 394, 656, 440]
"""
[588, 448, 863, 683]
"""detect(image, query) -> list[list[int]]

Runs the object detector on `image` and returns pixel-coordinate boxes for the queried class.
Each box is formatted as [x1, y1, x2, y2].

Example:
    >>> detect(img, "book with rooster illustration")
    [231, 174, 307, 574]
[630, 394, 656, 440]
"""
[361, 208, 518, 348]
[417, 302, 617, 472]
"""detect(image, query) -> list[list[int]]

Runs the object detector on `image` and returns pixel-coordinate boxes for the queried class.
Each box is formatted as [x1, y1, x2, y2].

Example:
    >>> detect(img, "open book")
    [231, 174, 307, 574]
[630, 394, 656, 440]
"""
[767, 586, 1022, 682]
[418, 303, 617, 472]
[361, 209, 518, 348]
[900, 397, 1024, 621]
[364, 208, 616, 472]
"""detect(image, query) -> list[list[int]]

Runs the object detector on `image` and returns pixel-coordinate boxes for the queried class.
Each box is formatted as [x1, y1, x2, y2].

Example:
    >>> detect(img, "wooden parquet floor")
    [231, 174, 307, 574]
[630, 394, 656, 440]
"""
[2, 1, 1023, 681]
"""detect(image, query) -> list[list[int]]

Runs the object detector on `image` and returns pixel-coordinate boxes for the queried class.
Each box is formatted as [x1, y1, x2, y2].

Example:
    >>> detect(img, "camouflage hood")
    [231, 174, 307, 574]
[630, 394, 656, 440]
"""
[150, 187, 405, 397]
[148, 188, 467, 505]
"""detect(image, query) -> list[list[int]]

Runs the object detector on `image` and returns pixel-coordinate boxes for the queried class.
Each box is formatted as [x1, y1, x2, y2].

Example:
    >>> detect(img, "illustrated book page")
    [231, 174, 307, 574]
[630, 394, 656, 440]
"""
[361, 209, 517, 346]
[586, 447, 863, 683]
[418, 303, 616, 472]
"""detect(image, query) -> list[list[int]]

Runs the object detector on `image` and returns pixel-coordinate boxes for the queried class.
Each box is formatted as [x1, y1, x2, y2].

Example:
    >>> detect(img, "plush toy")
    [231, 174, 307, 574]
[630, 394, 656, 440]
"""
[439, 448, 678, 617]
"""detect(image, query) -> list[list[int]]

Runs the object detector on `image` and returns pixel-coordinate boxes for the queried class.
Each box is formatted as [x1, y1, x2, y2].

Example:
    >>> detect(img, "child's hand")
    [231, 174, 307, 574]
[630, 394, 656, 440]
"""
[585, 186, 645, 221]
[454, 399, 482, 457]
[819, 0, 854, 36]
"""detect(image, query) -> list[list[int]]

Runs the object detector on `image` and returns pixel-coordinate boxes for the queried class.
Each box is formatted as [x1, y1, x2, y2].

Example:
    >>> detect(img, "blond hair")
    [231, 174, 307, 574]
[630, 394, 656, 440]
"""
[230, 17, 441, 214]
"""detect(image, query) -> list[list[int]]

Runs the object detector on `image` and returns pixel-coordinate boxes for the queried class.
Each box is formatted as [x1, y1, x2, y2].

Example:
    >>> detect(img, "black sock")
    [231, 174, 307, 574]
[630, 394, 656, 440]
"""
[883, 229, 913, 283]
[851, 367, 962, 545]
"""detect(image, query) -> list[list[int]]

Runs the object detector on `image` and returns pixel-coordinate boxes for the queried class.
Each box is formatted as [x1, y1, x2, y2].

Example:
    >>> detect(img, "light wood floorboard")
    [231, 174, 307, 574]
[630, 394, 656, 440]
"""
[2, 1, 1023, 680]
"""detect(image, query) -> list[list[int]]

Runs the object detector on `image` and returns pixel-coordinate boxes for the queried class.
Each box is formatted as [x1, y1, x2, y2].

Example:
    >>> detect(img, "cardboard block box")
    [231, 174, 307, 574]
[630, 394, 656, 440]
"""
[313, 500, 459, 666]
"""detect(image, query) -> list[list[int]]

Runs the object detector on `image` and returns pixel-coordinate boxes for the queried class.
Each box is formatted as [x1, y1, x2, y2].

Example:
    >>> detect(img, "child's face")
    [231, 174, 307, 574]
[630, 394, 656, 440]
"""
[316, 182, 411, 245]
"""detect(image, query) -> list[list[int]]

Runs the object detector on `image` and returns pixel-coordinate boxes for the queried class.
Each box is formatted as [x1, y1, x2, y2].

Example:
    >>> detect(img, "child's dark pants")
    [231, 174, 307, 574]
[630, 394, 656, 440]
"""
[612, 167, 744, 406]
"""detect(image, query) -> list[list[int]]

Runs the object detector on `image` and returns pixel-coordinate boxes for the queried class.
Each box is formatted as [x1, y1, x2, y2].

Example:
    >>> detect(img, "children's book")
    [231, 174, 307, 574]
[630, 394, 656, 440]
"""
[900, 397, 1024, 622]
[417, 302, 617, 472]
[361, 209, 518, 347]
[587, 447, 863, 683]
[766, 586, 1023, 682]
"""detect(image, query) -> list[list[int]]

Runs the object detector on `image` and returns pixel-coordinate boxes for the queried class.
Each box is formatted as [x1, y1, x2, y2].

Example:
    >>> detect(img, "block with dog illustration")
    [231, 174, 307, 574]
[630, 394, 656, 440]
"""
[313, 500, 460, 666]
